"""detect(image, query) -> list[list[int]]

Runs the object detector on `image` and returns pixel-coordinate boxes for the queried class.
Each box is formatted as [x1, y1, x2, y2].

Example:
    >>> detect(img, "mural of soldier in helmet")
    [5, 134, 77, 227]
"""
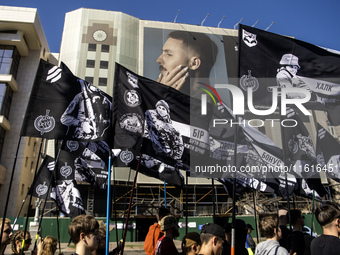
[276, 53, 312, 99]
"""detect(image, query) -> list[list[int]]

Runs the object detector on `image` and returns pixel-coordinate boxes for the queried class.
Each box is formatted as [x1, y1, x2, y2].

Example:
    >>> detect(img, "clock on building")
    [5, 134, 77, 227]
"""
[92, 30, 107, 42]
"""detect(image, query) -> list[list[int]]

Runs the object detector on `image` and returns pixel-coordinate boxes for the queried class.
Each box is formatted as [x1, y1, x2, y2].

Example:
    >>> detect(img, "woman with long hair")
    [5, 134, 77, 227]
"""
[11, 230, 32, 255]
[37, 236, 58, 255]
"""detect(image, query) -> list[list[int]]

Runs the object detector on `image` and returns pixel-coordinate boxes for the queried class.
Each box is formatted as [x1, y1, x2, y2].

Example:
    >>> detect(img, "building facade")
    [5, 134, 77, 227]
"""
[0, 6, 57, 217]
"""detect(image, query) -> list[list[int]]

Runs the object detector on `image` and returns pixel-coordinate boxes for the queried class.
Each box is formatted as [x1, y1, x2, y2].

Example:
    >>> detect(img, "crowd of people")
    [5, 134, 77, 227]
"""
[144, 203, 340, 255]
[1, 202, 340, 255]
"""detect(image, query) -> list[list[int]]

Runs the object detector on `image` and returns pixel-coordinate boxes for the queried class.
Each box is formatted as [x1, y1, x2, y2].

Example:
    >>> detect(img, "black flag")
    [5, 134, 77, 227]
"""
[239, 24, 340, 125]
[31, 155, 85, 217]
[31, 155, 55, 198]
[21, 59, 112, 141]
[56, 140, 110, 189]
[112, 64, 212, 187]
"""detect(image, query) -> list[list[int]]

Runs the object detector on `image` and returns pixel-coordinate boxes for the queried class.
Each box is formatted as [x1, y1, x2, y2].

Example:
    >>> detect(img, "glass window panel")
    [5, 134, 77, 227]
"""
[98, 78, 107, 86]
[86, 60, 95, 68]
[100, 61, 108, 69]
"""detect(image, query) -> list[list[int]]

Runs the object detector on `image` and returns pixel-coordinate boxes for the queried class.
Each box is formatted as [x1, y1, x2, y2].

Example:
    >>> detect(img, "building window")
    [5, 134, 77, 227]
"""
[86, 60, 95, 68]
[100, 61, 108, 69]
[98, 78, 107, 86]
[101, 45, 110, 53]
[0, 45, 20, 78]
[85, 77, 94, 84]
[0, 83, 13, 119]
[88, 44, 96, 51]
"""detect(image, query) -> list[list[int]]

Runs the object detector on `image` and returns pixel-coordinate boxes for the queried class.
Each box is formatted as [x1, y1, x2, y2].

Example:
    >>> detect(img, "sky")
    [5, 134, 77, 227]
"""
[2, 0, 340, 53]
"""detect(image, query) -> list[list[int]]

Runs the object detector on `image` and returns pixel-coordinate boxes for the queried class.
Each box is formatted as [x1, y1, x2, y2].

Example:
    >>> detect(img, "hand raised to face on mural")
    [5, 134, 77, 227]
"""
[157, 65, 189, 90]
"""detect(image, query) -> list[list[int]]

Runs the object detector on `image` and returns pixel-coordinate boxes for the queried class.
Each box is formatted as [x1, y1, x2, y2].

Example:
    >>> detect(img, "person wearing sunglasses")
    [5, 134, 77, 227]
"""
[11, 230, 32, 255]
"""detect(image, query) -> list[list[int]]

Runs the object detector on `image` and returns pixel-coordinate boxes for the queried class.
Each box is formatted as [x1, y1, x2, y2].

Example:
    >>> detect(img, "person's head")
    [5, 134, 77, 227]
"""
[155, 100, 170, 119]
[234, 219, 247, 245]
[160, 215, 179, 238]
[68, 215, 100, 251]
[181, 232, 201, 255]
[315, 203, 340, 233]
[289, 210, 305, 228]
[42, 236, 58, 255]
[96, 221, 107, 251]
[278, 209, 288, 226]
[156, 207, 171, 222]
[279, 53, 300, 75]
[200, 223, 225, 255]
[0, 218, 12, 247]
[157, 30, 218, 79]
[259, 214, 281, 240]
[224, 223, 232, 243]
[11, 230, 31, 254]
[246, 224, 254, 234]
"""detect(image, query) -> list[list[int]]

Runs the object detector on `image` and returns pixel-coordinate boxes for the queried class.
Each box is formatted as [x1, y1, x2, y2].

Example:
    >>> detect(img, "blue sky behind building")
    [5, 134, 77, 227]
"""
[3, 0, 340, 53]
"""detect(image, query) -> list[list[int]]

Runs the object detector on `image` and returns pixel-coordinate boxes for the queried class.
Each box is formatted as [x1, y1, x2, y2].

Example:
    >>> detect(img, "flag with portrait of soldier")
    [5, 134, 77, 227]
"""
[113, 63, 214, 187]
[239, 24, 340, 125]
[20, 59, 112, 142]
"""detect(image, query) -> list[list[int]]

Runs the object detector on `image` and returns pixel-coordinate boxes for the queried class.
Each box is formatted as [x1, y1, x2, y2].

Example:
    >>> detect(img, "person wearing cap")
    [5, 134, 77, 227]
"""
[255, 214, 288, 255]
[198, 223, 225, 255]
[310, 203, 340, 255]
[180, 232, 201, 255]
[154, 215, 179, 255]
[276, 53, 308, 99]
[246, 224, 256, 254]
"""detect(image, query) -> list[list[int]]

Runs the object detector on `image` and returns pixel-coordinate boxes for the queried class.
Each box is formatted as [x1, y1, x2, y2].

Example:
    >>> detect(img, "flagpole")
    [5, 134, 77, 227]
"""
[33, 177, 53, 252]
[164, 180, 167, 208]
[52, 139, 64, 255]
[112, 157, 119, 247]
[185, 170, 189, 234]
[231, 120, 239, 255]
[310, 190, 315, 235]
[212, 179, 216, 223]
[251, 183, 259, 244]
[279, 109, 293, 251]
[21, 139, 44, 255]
[120, 152, 142, 255]
[105, 153, 112, 255]
[0, 137, 21, 244]
[12, 191, 29, 226]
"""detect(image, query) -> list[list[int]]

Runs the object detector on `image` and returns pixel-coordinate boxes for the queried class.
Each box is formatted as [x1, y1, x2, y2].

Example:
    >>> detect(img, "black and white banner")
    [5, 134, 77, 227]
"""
[21, 59, 112, 142]
[31, 155, 85, 217]
[239, 24, 340, 125]
[113, 64, 213, 186]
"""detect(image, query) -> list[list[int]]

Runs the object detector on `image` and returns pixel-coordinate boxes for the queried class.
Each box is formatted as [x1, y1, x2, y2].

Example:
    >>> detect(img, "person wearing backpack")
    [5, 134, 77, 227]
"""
[255, 214, 288, 255]
[144, 207, 171, 255]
